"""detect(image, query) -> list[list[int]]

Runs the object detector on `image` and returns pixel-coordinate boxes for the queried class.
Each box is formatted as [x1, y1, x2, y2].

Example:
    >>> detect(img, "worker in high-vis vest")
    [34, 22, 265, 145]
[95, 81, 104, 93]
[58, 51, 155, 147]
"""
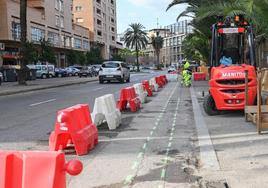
[181, 61, 192, 87]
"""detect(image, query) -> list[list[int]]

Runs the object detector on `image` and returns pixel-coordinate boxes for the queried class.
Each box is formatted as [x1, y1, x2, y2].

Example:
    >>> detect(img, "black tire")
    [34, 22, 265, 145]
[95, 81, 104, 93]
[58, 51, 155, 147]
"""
[203, 94, 219, 116]
[42, 74, 47, 79]
[126, 76, 130, 83]
[120, 78, 124, 83]
[99, 79, 104, 84]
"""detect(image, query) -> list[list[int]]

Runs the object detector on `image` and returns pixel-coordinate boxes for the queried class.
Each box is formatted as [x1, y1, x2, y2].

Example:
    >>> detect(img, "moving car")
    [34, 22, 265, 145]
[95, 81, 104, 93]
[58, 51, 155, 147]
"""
[0, 72, 3, 85]
[99, 61, 130, 84]
[168, 66, 177, 73]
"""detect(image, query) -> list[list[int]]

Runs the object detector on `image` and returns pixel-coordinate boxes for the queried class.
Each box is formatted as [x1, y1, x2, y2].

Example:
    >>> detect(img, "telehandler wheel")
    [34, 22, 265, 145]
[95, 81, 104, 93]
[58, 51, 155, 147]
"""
[203, 94, 219, 116]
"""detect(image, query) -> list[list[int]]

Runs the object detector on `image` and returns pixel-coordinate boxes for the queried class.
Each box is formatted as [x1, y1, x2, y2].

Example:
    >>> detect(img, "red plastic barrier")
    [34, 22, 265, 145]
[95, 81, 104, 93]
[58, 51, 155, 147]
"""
[0, 151, 83, 188]
[49, 104, 98, 156]
[117, 87, 141, 112]
[155, 76, 164, 88]
[142, 80, 153, 97]
[160, 75, 168, 85]
[193, 72, 206, 81]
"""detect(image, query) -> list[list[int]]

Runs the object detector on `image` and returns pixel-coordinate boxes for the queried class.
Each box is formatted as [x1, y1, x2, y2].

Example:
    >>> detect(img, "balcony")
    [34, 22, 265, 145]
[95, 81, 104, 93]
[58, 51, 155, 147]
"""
[28, 0, 45, 9]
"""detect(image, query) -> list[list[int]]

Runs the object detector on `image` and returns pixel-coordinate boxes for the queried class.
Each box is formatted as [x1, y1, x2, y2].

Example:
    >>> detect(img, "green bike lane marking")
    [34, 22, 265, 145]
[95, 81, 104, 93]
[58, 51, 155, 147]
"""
[158, 88, 181, 188]
[124, 82, 179, 186]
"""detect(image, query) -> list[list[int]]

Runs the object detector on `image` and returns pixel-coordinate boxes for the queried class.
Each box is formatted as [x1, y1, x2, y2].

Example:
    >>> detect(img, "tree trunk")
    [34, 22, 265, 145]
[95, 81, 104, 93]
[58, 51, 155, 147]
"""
[156, 51, 160, 70]
[18, 0, 28, 85]
[135, 44, 140, 72]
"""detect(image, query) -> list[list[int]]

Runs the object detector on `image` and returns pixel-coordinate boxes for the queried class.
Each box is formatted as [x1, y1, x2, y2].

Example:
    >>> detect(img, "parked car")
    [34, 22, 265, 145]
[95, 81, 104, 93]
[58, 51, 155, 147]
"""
[0, 72, 3, 85]
[99, 61, 130, 84]
[29, 64, 55, 79]
[78, 67, 92, 77]
[69, 65, 83, 71]
[92, 65, 101, 73]
[48, 65, 55, 78]
[55, 68, 67, 78]
[65, 67, 80, 76]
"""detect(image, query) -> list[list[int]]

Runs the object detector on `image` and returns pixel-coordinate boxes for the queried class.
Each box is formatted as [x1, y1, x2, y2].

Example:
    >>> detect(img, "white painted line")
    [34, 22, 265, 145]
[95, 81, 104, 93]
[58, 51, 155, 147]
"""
[190, 87, 220, 170]
[99, 136, 188, 142]
[92, 87, 104, 91]
[29, 99, 56, 107]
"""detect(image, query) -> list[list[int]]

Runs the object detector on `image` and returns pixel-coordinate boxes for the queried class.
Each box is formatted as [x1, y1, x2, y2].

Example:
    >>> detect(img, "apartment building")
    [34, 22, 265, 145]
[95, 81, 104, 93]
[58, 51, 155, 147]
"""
[73, 0, 118, 59]
[0, 0, 90, 67]
[143, 20, 193, 67]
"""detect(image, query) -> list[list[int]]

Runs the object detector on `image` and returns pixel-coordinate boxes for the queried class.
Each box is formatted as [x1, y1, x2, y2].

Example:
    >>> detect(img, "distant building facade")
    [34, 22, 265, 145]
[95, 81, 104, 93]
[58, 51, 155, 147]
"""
[0, 0, 90, 67]
[73, 0, 120, 59]
[143, 20, 193, 67]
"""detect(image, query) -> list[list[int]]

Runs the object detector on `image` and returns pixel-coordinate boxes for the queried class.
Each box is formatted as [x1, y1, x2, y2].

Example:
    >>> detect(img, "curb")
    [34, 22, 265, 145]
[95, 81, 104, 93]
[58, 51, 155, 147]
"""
[0, 78, 98, 96]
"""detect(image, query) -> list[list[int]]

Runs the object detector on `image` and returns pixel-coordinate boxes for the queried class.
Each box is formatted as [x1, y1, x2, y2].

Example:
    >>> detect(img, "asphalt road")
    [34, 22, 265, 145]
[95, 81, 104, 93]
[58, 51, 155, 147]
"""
[0, 71, 165, 150]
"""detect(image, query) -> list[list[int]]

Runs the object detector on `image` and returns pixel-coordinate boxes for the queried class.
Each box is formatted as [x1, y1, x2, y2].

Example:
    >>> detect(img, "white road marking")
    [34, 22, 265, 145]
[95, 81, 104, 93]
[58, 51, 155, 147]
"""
[190, 87, 220, 170]
[92, 87, 104, 91]
[29, 99, 56, 107]
[99, 136, 188, 142]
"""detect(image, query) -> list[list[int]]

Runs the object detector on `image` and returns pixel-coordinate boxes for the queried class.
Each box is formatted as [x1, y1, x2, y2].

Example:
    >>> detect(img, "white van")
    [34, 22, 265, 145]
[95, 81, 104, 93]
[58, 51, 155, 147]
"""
[28, 64, 55, 79]
[99, 61, 130, 84]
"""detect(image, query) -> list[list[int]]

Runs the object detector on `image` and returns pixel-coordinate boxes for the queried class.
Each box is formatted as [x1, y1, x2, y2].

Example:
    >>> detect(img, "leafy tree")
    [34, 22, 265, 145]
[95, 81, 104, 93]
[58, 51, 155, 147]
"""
[24, 42, 39, 64]
[39, 39, 56, 64]
[111, 53, 125, 61]
[124, 23, 148, 72]
[77, 51, 86, 65]
[86, 44, 103, 64]
[151, 32, 164, 69]
[66, 50, 79, 66]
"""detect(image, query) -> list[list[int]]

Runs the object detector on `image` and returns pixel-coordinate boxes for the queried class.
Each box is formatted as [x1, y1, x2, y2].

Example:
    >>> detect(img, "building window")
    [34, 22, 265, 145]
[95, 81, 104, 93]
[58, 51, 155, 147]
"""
[75, 6, 82, 11]
[59, 0, 64, 12]
[112, 36, 115, 41]
[83, 40, 90, 50]
[48, 32, 60, 46]
[96, 8, 101, 15]
[60, 16, 64, 28]
[96, 0, 101, 4]
[31, 27, 45, 42]
[11, 22, 21, 40]
[97, 30, 102, 36]
[111, 27, 115, 32]
[74, 38, 82, 49]
[76, 18, 84, 23]
[111, 18, 114, 23]
[63, 36, 71, 47]
[97, 19, 102, 25]
[111, 0, 114, 5]
[56, 15, 60, 27]
[55, 0, 59, 10]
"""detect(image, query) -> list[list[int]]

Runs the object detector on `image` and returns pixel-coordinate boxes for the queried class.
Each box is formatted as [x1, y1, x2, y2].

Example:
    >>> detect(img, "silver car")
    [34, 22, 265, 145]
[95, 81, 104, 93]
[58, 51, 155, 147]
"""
[98, 61, 130, 84]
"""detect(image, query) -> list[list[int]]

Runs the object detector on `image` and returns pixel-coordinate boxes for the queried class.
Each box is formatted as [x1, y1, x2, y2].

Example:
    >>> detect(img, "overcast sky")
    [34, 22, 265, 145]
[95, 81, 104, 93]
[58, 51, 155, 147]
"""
[117, 0, 188, 33]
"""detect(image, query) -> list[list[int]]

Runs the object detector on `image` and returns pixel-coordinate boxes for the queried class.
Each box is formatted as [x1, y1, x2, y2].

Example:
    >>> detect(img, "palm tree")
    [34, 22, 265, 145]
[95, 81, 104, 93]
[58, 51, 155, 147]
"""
[18, 0, 28, 85]
[167, 0, 268, 64]
[124, 23, 148, 72]
[151, 32, 164, 69]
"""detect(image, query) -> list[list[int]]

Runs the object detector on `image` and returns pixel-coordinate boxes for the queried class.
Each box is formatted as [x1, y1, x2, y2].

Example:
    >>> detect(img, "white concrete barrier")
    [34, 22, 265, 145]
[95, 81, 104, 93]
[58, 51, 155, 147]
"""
[166, 73, 178, 82]
[149, 78, 159, 92]
[133, 83, 147, 104]
[91, 94, 121, 130]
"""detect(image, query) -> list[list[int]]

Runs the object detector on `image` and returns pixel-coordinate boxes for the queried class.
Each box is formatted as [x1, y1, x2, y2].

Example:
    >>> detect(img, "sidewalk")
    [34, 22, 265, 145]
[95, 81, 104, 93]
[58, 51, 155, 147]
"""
[192, 80, 268, 188]
[0, 77, 98, 96]
[68, 82, 199, 188]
